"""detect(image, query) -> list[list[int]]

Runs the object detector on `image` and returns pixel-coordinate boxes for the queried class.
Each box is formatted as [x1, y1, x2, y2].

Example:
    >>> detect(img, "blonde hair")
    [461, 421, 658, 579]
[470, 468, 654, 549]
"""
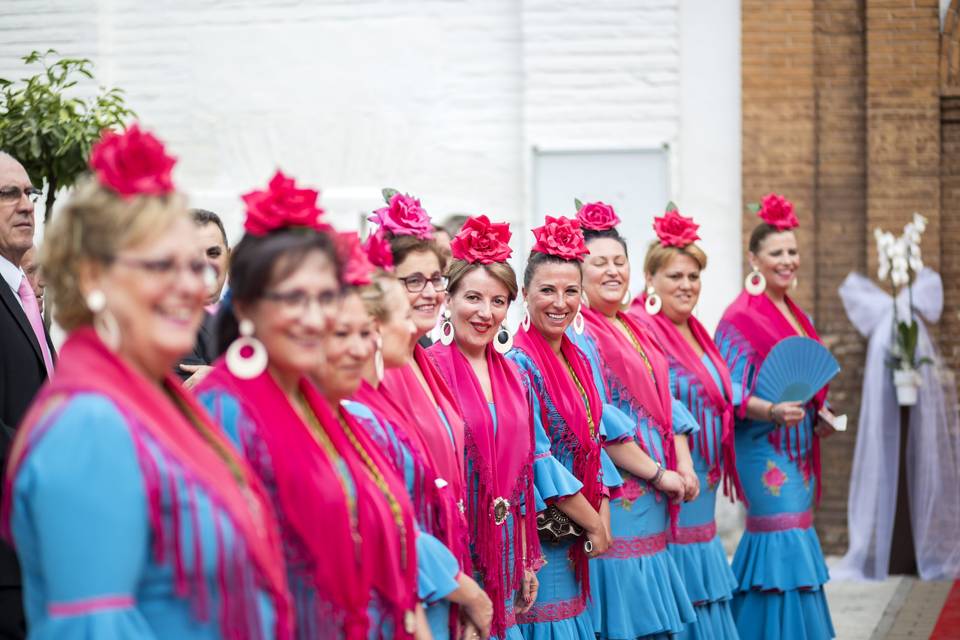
[359, 272, 405, 324]
[643, 240, 708, 276]
[446, 259, 519, 303]
[42, 176, 187, 331]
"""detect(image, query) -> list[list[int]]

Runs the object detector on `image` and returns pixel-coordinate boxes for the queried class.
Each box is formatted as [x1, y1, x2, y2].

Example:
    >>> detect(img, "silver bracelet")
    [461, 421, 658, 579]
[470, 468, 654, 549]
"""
[650, 463, 665, 487]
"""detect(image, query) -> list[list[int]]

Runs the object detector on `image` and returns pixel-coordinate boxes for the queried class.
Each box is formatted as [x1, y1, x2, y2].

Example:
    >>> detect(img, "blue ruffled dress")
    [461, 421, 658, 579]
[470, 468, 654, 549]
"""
[199, 389, 458, 639]
[666, 357, 741, 640]
[9, 393, 278, 639]
[343, 400, 461, 640]
[715, 326, 835, 640]
[506, 348, 623, 640]
[570, 330, 696, 640]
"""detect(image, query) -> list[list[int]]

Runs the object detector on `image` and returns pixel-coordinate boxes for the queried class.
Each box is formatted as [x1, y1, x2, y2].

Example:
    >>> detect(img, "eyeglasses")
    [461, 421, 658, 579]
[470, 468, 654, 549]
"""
[262, 288, 341, 313]
[0, 186, 42, 204]
[397, 273, 448, 293]
[113, 255, 210, 283]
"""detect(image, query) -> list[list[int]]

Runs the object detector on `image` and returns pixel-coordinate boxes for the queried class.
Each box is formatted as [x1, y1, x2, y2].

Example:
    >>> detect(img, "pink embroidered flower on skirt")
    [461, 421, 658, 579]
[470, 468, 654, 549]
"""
[762, 460, 787, 497]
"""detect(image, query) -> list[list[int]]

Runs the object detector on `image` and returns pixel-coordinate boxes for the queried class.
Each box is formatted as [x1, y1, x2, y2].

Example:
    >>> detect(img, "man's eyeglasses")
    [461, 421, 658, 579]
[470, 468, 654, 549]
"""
[262, 288, 341, 313]
[0, 186, 42, 204]
[397, 273, 448, 293]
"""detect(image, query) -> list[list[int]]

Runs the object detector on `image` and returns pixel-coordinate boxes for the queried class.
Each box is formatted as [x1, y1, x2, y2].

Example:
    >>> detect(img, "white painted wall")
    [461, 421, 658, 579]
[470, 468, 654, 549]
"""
[2, 0, 741, 329]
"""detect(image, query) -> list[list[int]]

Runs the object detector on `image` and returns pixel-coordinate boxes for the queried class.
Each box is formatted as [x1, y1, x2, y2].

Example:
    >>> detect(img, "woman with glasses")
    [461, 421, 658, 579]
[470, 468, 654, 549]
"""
[714, 196, 835, 640]
[197, 174, 425, 639]
[2, 127, 292, 639]
[505, 216, 624, 640]
[427, 216, 543, 640]
[568, 203, 695, 640]
[629, 208, 743, 640]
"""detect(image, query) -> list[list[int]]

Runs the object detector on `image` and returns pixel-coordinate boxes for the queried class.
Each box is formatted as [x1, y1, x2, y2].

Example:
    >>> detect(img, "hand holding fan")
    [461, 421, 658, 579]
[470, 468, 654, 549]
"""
[754, 336, 840, 405]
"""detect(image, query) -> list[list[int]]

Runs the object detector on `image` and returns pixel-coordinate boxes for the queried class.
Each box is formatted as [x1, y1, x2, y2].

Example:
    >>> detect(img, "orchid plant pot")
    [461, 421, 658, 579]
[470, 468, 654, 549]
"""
[893, 367, 921, 407]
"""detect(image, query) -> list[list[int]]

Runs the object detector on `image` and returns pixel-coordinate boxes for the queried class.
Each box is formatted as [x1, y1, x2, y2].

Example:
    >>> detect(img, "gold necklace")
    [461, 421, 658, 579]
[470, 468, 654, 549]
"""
[337, 412, 409, 570]
[614, 315, 654, 376]
[299, 395, 362, 549]
[563, 355, 596, 439]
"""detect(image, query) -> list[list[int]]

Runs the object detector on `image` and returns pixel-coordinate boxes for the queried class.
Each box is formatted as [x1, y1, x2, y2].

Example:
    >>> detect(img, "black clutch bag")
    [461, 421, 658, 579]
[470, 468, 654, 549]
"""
[536, 504, 585, 543]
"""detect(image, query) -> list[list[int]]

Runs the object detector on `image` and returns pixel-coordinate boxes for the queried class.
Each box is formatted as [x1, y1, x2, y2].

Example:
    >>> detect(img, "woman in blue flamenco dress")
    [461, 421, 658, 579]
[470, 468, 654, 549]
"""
[629, 207, 745, 640]
[3, 128, 292, 640]
[714, 194, 838, 640]
[568, 202, 694, 640]
[506, 216, 623, 640]
[198, 173, 433, 639]
[427, 216, 544, 640]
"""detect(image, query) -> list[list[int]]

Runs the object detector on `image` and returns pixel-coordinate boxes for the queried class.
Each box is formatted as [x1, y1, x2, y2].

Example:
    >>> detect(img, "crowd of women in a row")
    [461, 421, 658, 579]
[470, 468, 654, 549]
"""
[2, 124, 839, 640]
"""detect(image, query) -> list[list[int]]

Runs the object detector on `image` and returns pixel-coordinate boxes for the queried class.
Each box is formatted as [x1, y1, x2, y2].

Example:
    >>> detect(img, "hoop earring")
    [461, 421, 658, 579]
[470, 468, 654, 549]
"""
[573, 309, 585, 335]
[745, 268, 766, 296]
[439, 309, 455, 346]
[494, 324, 513, 354]
[226, 319, 268, 379]
[374, 336, 385, 381]
[521, 303, 531, 331]
[86, 290, 121, 351]
[644, 286, 662, 315]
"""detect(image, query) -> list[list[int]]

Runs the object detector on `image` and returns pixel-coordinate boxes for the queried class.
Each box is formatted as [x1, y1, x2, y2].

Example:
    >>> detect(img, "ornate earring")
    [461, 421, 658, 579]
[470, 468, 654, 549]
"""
[86, 289, 120, 351]
[374, 335, 385, 381]
[573, 309, 585, 335]
[620, 289, 633, 309]
[644, 286, 662, 315]
[744, 267, 766, 296]
[521, 302, 531, 331]
[494, 324, 513, 354]
[791, 275, 799, 290]
[439, 309, 455, 346]
[226, 318, 268, 379]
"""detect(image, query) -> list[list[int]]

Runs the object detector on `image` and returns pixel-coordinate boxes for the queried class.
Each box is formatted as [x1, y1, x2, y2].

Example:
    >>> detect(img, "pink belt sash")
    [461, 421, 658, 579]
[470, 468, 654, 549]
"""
[605, 532, 668, 559]
[516, 596, 585, 624]
[667, 521, 717, 544]
[746, 510, 813, 532]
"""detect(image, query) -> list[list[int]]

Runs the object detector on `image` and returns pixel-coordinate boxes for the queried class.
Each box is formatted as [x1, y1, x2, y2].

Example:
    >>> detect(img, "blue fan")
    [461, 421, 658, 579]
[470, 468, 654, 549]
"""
[754, 336, 840, 404]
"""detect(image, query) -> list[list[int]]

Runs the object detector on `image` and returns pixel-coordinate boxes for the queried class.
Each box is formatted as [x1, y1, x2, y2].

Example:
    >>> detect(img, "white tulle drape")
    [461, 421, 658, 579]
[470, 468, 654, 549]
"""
[834, 268, 960, 581]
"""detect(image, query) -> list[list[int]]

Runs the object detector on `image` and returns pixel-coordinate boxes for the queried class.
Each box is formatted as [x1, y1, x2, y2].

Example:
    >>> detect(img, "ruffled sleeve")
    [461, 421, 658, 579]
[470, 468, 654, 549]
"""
[670, 396, 700, 435]
[415, 530, 460, 604]
[10, 394, 159, 639]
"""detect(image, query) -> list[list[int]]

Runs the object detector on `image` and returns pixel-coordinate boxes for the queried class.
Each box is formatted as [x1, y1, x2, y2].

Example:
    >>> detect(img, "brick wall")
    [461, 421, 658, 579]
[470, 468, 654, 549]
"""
[942, 98, 960, 374]
[742, 0, 944, 553]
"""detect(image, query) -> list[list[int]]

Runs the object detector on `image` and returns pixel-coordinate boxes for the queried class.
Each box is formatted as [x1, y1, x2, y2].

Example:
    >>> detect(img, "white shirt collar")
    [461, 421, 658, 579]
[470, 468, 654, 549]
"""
[0, 254, 23, 296]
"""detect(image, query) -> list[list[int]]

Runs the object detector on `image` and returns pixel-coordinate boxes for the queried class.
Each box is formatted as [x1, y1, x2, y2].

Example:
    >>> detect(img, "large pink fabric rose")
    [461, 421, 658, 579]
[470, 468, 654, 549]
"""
[576, 201, 621, 231]
[531, 216, 588, 261]
[337, 231, 374, 287]
[653, 209, 701, 248]
[242, 171, 330, 236]
[369, 193, 433, 240]
[88, 124, 176, 198]
[363, 228, 395, 272]
[757, 193, 799, 230]
[450, 215, 513, 264]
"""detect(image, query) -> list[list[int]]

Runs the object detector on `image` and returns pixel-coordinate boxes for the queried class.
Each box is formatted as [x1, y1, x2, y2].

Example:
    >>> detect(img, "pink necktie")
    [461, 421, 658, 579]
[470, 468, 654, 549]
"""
[17, 278, 53, 375]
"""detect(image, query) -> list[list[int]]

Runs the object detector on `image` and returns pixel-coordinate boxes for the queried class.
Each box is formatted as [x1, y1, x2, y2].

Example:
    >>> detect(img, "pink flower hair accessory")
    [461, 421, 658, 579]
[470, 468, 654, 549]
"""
[531, 215, 589, 261]
[575, 199, 621, 231]
[363, 228, 395, 272]
[450, 215, 513, 264]
[653, 203, 701, 248]
[337, 231, 375, 287]
[369, 188, 433, 240]
[88, 124, 177, 198]
[753, 193, 799, 231]
[242, 170, 331, 236]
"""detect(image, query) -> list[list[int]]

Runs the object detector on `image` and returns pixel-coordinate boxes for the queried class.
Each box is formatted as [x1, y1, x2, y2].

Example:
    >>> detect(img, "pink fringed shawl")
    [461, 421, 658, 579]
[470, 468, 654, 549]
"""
[200, 361, 417, 639]
[716, 290, 828, 502]
[1, 328, 293, 640]
[427, 342, 539, 637]
[630, 296, 745, 504]
[510, 326, 602, 604]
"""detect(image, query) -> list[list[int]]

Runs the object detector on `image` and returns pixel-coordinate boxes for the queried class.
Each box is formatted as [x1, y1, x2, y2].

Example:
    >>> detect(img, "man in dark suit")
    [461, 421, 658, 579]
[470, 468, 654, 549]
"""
[0, 152, 54, 639]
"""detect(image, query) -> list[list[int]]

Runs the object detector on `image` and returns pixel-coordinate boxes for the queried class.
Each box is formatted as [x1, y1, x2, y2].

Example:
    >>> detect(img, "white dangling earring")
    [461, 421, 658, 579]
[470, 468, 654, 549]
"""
[791, 275, 799, 290]
[439, 309, 455, 346]
[521, 302, 531, 331]
[573, 309, 585, 335]
[494, 324, 513, 354]
[86, 289, 121, 351]
[226, 318, 268, 379]
[644, 286, 662, 315]
[374, 335, 385, 381]
[744, 267, 766, 296]
[621, 289, 633, 309]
